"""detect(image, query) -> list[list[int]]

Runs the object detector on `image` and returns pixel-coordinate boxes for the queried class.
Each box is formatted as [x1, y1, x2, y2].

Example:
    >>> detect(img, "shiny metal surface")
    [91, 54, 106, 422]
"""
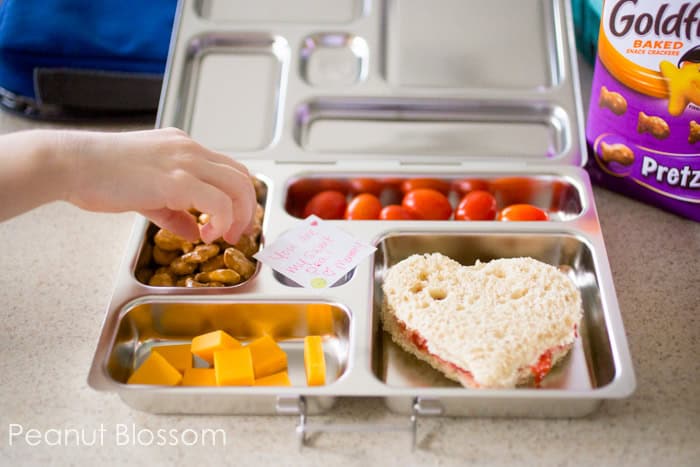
[384, 0, 561, 89]
[284, 173, 584, 221]
[176, 33, 289, 151]
[158, 0, 586, 166]
[372, 233, 613, 391]
[88, 0, 635, 418]
[300, 34, 369, 87]
[195, 0, 367, 24]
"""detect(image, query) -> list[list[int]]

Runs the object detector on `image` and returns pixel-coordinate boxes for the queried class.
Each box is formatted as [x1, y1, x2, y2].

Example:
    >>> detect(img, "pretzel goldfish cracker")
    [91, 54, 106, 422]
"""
[250, 203, 264, 237]
[637, 112, 670, 140]
[154, 229, 194, 253]
[183, 277, 208, 288]
[224, 247, 256, 280]
[599, 142, 635, 167]
[234, 234, 259, 258]
[182, 243, 220, 264]
[194, 269, 241, 285]
[599, 86, 627, 115]
[689, 121, 700, 144]
[152, 245, 179, 266]
[200, 254, 225, 273]
[149, 270, 175, 287]
[169, 256, 197, 276]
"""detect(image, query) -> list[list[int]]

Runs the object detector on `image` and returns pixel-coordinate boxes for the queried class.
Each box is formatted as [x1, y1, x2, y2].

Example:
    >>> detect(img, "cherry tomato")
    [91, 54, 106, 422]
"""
[548, 180, 572, 212]
[379, 205, 416, 220]
[303, 190, 347, 219]
[345, 193, 382, 220]
[454, 190, 497, 220]
[452, 178, 491, 197]
[379, 177, 404, 190]
[317, 178, 350, 194]
[402, 189, 453, 220]
[286, 179, 320, 217]
[348, 178, 384, 196]
[400, 178, 451, 195]
[490, 177, 540, 206]
[287, 178, 319, 201]
[498, 204, 549, 221]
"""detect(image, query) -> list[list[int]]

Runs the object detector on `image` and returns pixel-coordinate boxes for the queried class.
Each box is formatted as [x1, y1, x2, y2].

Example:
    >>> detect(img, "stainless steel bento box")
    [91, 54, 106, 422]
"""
[89, 0, 635, 429]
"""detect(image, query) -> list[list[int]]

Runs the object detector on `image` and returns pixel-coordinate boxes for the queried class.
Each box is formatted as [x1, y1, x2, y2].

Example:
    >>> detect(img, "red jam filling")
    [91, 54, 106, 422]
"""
[396, 319, 479, 387]
[395, 318, 575, 388]
[530, 350, 553, 387]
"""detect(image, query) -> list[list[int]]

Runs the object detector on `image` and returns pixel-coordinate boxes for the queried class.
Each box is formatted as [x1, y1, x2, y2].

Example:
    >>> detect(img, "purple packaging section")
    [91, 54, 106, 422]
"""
[586, 57, 700, 222]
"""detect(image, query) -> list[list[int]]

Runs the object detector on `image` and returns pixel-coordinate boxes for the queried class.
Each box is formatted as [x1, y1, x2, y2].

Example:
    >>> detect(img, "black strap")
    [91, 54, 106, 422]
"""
[34, 67, 162, 112]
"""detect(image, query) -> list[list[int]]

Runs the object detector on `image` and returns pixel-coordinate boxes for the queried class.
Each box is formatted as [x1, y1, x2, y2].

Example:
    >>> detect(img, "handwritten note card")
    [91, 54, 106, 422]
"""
[254, 216, 376, 288]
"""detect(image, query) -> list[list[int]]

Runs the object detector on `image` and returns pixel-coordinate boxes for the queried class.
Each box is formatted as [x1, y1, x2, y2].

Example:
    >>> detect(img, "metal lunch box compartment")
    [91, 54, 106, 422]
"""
[370, 231, 634, 417]
[194, 0, 366, 25]
[89, 0, 636, 432]
[90, 298, 352, 414]
[131, 176, 269, 290]
[283, 173, 584, 221]
[175, 32, 289, 151]
[383, 0, 562, 89]
[294, 98, 571, 159]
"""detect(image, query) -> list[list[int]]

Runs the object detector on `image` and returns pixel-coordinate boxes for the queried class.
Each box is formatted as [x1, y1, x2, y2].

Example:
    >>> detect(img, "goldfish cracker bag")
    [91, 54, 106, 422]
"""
[586, 0, 700, 221]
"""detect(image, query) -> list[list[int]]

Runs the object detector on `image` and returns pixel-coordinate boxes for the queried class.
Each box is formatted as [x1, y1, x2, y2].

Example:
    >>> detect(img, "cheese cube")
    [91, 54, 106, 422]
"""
[181, 368, 217, 386]
[214, 347, 254, 386]
[255, 371, 291, 387]
[306, 303, 334, 335]
[152, 344, 193, 372]
[191, 330, 241, 364]
[304, 336, 326, 386]
[247, 335, 288, 379]
[127, 352, 182, 386]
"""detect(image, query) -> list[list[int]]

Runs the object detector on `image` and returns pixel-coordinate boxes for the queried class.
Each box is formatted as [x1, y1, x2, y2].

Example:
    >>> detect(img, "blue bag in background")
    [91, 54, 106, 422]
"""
[0, 0, 177, 120]
[571, 0, 603, 65]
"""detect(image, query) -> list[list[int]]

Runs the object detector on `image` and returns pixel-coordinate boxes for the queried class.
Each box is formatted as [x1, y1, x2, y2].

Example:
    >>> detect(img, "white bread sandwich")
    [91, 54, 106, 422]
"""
[381, 253, 582, 389]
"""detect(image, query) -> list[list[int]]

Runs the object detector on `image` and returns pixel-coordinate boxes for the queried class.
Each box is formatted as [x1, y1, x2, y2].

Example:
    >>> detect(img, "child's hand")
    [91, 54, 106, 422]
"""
[0, 128, 257, 244]
[64, 127, 257, 244]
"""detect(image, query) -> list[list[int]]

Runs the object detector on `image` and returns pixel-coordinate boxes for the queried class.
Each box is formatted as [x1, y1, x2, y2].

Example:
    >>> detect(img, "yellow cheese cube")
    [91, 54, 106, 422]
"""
[214, 347, 254, 386]
[247, 335, 288, 379]
[306, 303, 334, 335]
[152, 344, 193, 372]
[304, 336, 326, 386]
[181, 368, 217, 386]
[255, 371, 291, 387]
[191, 330, 241, 364]
[127, 352, 182, 386]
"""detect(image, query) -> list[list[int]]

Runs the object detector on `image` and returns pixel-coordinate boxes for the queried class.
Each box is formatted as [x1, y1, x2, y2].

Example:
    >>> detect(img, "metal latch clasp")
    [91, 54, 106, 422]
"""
[290, 396, 443, 451]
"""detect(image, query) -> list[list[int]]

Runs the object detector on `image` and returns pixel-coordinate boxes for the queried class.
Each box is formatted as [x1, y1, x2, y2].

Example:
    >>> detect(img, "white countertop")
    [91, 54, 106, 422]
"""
[0, 58, 698, 466]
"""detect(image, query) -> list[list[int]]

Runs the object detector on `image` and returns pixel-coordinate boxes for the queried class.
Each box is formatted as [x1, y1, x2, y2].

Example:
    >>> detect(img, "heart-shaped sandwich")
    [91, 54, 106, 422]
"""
[381, 253, 582, 389]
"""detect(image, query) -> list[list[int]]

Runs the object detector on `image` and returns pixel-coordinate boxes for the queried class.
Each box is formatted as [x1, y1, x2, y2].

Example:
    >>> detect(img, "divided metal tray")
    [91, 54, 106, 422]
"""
[89, 0, 635, 425]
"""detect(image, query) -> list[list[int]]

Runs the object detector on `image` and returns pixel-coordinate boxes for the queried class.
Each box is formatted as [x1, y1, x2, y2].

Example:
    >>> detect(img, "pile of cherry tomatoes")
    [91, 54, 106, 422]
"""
[286, 177, 553, 221]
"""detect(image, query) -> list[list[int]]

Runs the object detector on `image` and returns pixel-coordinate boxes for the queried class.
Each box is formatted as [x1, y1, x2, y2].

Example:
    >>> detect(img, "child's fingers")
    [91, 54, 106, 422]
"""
[166, 173, 234, 244]
[140, 208, 199, 242]
[200, 149, 250, 177]
[182, 161, 257, 242]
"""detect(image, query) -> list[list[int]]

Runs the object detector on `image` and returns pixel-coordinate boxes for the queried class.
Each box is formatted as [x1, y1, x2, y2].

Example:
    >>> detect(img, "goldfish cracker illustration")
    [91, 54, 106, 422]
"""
[599, 142, 635, 166]
[586, 0, 700, 222]
[599, 85, 627, 115]
[637, 112, 670, 140]
[689, 121, 700, 144]
[659, 60, 700, 116]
